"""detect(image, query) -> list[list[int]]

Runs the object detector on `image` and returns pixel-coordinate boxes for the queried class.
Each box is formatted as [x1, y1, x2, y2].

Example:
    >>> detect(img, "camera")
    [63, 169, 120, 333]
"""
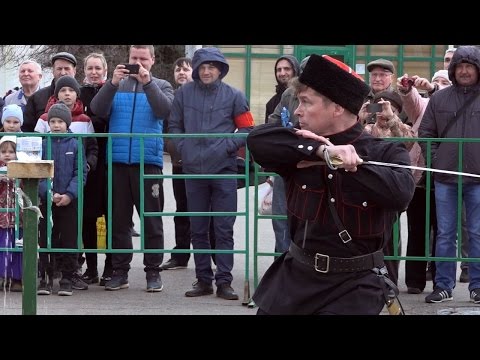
[400, 77, 415, 88]
[122, 63, 140, 74]
[366, 103, 383, 113]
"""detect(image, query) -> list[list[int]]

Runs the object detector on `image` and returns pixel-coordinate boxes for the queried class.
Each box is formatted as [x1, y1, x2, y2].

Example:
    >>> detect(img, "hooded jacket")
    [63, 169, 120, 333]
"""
[168, 47, 254, 174]
[419, 45, 480, 184]
[265, 55, 300, 122]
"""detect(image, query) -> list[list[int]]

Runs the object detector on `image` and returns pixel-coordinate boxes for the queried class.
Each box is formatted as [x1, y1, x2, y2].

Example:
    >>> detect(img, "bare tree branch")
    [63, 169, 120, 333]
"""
[1, 45, 185, 86]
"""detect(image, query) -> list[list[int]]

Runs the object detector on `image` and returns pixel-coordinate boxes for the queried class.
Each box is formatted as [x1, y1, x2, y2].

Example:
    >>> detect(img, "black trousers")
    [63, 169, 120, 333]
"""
[383, 213, 402, 286]
[39, 200, 79, 279]
[171, 166, 191, 264]
[110, 164, 164, 273]
[405, 186, 437, 290]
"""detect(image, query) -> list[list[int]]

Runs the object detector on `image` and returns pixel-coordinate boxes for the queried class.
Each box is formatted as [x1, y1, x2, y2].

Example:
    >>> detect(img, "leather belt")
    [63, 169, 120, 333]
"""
[289, 242, 384, 274]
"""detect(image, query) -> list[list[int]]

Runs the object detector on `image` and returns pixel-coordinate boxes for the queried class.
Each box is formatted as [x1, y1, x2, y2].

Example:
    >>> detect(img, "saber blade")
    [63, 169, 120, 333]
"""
[363, 160, 480, 179]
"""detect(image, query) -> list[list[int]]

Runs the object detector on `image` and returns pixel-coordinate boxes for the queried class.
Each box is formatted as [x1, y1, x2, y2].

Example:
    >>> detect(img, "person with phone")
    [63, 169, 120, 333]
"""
[358, 58, 401, 126]
[397, 69, 452, 294]
[363, 90, 414, 287]
[90, 45, 174, 293]
[246, 55, 415, 315]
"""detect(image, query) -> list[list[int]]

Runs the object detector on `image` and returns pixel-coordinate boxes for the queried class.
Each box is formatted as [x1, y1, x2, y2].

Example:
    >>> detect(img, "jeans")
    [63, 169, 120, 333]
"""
[434, 181, 480, 291]
[185, 178, 237, 285]
[272, 176, 292, 254]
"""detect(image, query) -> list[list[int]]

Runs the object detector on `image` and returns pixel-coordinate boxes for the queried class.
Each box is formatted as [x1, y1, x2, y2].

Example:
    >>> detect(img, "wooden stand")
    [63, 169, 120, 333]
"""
[8, 160, 54, 315]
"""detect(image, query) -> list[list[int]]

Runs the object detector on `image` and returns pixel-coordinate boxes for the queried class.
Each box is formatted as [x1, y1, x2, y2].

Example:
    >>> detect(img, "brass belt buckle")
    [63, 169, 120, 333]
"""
[314, 253, 330, 273]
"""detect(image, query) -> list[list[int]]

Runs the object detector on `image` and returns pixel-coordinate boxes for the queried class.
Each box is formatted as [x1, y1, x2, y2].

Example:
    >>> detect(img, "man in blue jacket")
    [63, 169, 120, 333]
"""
[168, 47, 255, 300]
[90, 45, 174, 293]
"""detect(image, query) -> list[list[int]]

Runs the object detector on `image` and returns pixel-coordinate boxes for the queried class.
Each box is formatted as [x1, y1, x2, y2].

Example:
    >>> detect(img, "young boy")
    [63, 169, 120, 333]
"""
[34, 75, 94, 134]
[1, 104, 23, 133]
[37, 102, 88, 296]
[35, 75, 97, 291]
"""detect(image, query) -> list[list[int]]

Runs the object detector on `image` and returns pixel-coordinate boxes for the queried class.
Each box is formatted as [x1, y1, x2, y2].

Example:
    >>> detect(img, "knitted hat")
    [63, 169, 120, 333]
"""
[1, 104, 24, 125]
[367, 58, 395, 73]
[48, 102, 72, 127]
[51, 51, 77, 67]
[299, 54, 370, 115]
[432, 69, 451, 84]
[373, 90, 403, 113]
[0, 135, 17, 147]
[54, 75, 81, 98]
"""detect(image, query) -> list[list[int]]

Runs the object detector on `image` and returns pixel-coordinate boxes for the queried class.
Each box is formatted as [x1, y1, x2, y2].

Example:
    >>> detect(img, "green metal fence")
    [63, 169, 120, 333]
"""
[2, 133, 480, 313]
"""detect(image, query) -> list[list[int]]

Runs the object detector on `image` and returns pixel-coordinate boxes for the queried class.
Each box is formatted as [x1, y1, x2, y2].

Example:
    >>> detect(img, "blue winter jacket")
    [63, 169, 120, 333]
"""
[39, 130, 88, 202]
[90, 75, 174, 167]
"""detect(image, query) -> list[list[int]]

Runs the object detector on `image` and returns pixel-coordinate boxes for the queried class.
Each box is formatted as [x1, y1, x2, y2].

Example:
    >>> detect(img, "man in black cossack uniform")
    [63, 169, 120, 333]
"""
[247, 55, 415, 315]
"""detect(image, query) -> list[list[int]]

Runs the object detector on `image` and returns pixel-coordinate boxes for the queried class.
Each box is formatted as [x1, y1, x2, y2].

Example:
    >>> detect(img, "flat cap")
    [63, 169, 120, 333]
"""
[51, 52, 77, 67]
[367, 58, 395, 73]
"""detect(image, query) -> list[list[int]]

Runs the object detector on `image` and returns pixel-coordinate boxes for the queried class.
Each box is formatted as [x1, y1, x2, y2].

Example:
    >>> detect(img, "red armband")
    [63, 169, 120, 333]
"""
[234, 111, 255, 128]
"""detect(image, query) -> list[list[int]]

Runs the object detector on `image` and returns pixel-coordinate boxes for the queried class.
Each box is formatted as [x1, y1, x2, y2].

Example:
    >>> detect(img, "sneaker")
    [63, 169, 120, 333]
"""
[58, 278, 73, 296]
[159, 258, 188, 270]
[71, 274, 89, 290]
[105, 273, 129, 291]
[37, 280, 53, 295]
[81, 271, 99, 285]
[146, 271, 163, 292]
[185, 280, 213, 297]
[470, 289, 480, 304]
[99, 269, 113, 286]
[216, 283, 239, 300]
[99, 275, 112, 286]
[459, 268, 469, 283]
[425, 287, 453, 303]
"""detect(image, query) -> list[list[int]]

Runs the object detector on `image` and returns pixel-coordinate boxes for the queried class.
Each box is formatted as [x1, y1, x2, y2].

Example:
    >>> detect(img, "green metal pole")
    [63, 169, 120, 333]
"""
[22, 178, 38, 315]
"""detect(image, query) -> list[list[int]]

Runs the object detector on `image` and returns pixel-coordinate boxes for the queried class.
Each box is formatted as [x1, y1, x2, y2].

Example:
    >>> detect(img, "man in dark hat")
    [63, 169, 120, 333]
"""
[246, 54, 415, 315]
[23, 51, 77, 132]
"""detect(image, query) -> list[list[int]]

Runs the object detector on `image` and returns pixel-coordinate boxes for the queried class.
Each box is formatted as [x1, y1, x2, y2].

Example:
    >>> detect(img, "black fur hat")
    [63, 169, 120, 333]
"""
[299, 54, 370, 115]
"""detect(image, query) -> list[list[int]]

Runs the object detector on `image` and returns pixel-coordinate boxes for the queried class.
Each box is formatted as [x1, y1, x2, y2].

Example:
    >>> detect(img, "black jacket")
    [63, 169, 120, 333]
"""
[23, 79, 55, 132]
[247, 122, 415, 314]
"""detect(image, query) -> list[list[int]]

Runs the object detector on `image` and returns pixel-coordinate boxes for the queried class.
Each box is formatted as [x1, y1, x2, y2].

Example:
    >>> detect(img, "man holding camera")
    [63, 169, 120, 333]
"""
[358, 58, 396, 125]
[90, 45, 174, 293]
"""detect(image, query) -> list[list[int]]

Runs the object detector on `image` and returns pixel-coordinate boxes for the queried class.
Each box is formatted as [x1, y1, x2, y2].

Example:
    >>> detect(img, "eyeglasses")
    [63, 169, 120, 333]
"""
[444, 57, 452, 62]
[370, 72, 392, 79]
